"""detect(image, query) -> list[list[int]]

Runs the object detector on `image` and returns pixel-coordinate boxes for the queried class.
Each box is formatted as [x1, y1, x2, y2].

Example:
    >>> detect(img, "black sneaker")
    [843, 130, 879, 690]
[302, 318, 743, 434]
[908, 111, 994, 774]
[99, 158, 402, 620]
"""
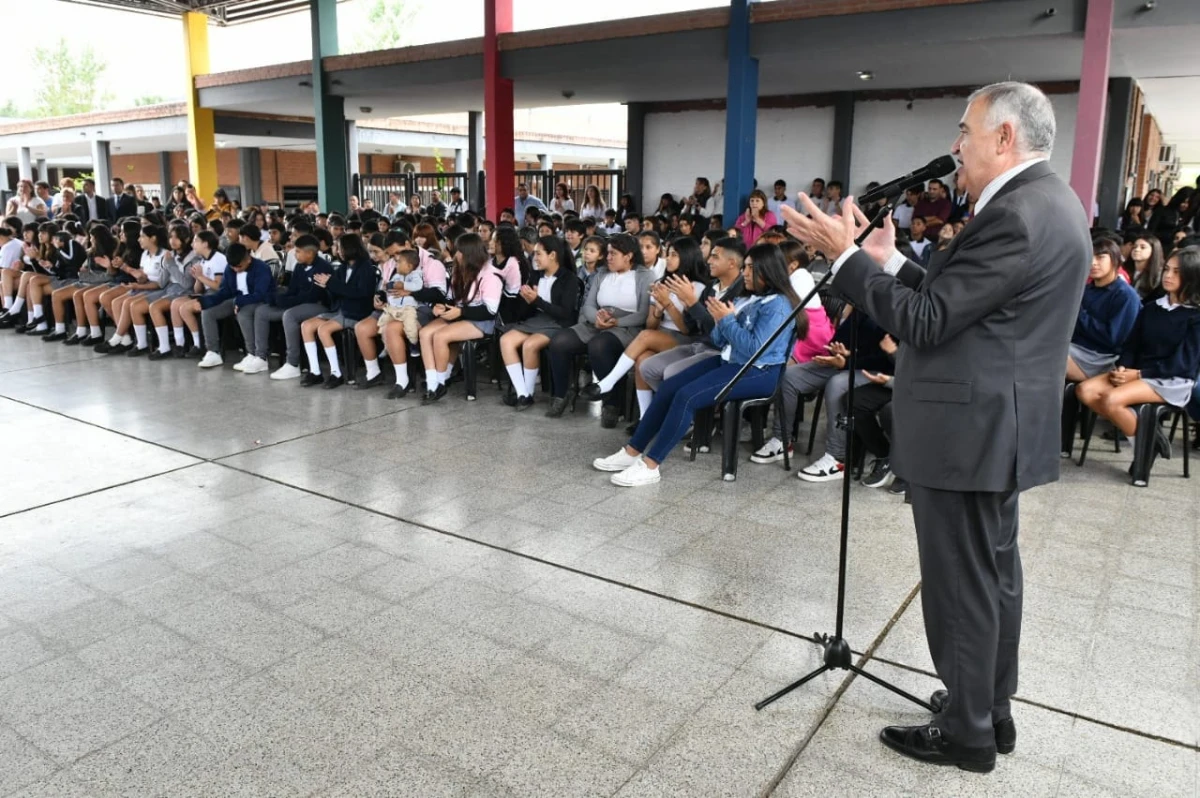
[300, 372, 324, 387]
[887, 477, 908, 496]
[148, 348, 173, 361]
[386, 384, 410, 400]
[516, 395, 534, 411]
[502, 385, 518, 407]
[862, 458, 894, 488]
[625, 420, 639, 435]
[600, 405, 619, 429]
[323, 374, 345, 390]
[580, 382, 604, 402]
[127, 346, 149, 358]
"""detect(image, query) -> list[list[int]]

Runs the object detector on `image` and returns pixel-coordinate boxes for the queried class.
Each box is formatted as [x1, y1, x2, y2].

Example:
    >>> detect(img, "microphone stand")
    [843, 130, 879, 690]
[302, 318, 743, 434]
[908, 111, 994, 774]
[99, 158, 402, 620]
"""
[715, 198, 933, 714]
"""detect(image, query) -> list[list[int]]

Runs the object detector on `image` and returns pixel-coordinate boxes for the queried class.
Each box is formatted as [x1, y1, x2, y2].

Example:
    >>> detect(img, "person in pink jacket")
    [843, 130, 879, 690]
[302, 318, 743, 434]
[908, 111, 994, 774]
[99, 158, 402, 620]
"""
[735, 189, 777, 247]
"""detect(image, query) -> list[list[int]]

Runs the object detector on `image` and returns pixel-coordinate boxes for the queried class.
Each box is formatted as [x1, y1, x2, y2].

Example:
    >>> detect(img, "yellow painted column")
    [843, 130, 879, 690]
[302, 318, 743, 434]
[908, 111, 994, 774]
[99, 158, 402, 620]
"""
[183, 11, 218, 199]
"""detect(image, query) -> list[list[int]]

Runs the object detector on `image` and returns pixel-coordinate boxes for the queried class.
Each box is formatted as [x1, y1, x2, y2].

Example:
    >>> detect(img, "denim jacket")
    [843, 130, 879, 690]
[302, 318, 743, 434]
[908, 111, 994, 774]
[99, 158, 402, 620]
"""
[711, 292, 795, 367]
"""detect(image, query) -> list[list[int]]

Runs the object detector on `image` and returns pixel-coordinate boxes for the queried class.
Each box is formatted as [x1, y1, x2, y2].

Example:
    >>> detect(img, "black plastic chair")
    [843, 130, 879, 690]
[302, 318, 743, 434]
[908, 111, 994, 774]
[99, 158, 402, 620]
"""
[458, 335, 495, 401]
[1130, 404, 1190, 487]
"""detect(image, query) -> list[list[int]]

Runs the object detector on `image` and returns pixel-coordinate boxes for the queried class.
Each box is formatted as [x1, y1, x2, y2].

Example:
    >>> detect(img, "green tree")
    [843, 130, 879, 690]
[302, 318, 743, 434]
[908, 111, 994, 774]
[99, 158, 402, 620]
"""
[134, 95, 166, 107]
[30, 38, 113, 117]
[0, 99, 24, 118]
[343, 0, 417, 54]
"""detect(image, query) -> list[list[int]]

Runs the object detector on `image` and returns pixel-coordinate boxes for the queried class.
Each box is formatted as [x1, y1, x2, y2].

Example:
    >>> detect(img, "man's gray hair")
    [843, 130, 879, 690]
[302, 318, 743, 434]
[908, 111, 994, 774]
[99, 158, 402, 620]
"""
[968, 81, 1056, 156]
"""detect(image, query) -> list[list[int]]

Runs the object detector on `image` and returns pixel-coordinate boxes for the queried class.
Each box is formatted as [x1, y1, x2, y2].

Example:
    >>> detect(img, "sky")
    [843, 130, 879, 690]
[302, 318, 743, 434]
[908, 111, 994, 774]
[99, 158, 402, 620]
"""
[0, 0, 724, 139]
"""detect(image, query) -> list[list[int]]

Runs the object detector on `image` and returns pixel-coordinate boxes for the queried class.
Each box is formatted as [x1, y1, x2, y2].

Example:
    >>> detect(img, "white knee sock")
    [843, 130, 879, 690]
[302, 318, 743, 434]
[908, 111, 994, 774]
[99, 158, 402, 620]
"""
[189, 328, 201, 347]
[155, 326, 170, 353]
[54, 322, 66, 334]
[89, 325, 101, 338]
[324, 346, 341, 377]
[439, 368, 452, 383]
[31, 304, 43, 319]
[10, 297, 24, 314]
[134, 325, 148, 349]
[637, 389, 654, 419]
[395, 368, 409, 389]
[304, 341, 320, 372]
[597, 354, 636, 393]
[108, 332, 122, 345]
[2, 295, 10, 310]
[119, 334, 132, 346]
[364, 358, 381, 380]
[524, 368, 539, 398]
[425, 368, 440, 389]
[174, 327, 185, 348]
[506, 363, 527, 396]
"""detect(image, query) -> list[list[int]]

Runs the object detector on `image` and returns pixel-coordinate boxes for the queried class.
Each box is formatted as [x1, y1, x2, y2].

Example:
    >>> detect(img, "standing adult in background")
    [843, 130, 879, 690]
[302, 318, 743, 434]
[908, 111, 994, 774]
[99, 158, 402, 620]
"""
[72, 179, 106, 224]
[513, 182, 547, 221]
[5, 180, 47, 225]
[426, 190, 448, 220]
[446, 187, 469, 216]
[107, 178, 136, 220]
[784, 81, 1090, 774]
[913, 177, 952, 238]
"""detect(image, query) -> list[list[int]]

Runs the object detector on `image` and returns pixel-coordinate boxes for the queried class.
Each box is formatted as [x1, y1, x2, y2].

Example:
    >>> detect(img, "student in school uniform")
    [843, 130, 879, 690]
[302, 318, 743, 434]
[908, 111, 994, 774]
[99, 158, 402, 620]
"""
[299, 233, 378, 388]
[189, 242, 276, 370]
[267, 235, 333, 380]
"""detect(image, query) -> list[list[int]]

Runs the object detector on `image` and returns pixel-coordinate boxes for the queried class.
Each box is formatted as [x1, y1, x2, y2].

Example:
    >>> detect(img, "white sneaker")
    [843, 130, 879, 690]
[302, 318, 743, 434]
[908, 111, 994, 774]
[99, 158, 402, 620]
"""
[796, 453, 845, 482]
[197, 352, 224, 369]
[232, 354, 252, 372]
[593, 448, 640, 472]
[242, 356, 268, 375]
[270, 362, 302, 380]
[611, 458, 662, 487]
[750, 437, 791, 464]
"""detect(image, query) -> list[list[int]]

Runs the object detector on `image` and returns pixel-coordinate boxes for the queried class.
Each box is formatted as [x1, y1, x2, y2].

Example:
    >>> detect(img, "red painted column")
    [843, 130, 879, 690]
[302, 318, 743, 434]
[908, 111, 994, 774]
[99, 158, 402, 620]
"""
[484, 0, 514, 221]
[1069, 0, 1114, 219]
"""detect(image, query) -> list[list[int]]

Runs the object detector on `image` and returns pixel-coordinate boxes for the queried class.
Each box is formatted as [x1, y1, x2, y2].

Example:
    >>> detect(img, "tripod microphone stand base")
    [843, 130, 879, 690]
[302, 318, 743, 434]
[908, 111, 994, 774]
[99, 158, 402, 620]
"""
[754, 632, 933, 712]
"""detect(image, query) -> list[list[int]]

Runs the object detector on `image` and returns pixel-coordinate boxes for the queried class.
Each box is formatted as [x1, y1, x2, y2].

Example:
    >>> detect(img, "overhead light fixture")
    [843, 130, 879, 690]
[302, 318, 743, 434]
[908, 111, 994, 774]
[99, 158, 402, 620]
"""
[857, 71, 874, 82]
[360, 106, 372, 114]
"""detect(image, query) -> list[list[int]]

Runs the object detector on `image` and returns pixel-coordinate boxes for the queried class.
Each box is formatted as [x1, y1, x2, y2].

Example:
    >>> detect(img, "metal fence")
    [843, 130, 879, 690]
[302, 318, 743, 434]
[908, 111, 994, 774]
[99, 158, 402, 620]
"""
[354, 172, 471, 213]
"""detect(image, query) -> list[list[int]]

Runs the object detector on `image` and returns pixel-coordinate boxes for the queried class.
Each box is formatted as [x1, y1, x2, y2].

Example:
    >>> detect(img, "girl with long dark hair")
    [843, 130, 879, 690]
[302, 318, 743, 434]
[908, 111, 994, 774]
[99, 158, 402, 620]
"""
[299, 233, 378, 388]
[59, 225, 117, 344]
[579, 185, 605, 221]
[1123, 233, 1164, 301]
[592, 242, 802, 486]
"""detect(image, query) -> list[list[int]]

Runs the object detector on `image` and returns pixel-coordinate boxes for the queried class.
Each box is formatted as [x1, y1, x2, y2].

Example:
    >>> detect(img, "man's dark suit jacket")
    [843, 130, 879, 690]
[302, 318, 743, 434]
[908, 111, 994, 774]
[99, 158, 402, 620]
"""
[833, 161, 1091, 493]
[72, 194, 110, 224]
[107, 193, 136, 220]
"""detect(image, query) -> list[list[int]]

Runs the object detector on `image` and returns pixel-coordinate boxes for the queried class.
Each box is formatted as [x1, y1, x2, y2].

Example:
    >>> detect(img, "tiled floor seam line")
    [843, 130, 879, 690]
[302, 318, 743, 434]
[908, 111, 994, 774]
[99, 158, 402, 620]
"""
[758, 582, 923, 796]
[212, 459, 830, 646]
[0, 463, 203, 521]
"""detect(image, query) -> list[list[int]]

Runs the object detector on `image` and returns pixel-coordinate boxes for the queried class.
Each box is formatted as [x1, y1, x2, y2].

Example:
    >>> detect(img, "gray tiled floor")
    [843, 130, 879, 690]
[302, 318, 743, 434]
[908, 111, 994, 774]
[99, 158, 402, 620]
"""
[0, 333, 1196, 796]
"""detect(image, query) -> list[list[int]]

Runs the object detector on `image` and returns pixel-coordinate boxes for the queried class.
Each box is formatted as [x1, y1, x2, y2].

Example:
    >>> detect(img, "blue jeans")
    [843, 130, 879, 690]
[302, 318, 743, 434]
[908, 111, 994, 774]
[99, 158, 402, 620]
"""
[629, 358, 782, 465]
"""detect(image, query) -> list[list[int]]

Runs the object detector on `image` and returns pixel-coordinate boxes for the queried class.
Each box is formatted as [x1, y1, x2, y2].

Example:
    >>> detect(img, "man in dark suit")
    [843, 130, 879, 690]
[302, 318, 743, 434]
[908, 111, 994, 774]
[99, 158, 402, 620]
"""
[107, 178, 136, 220]
[71, 179, 109, 224]
[783, 82, 1090, 773]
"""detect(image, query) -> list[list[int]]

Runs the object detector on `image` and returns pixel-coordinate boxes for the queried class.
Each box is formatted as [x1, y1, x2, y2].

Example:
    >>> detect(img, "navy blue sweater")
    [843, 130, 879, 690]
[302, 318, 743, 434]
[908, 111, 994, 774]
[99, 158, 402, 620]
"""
[1119, 299, 1200, 379]
[326, 256, 378, 321]
[200, 258, 275, 309]
[275, 258, 332, 310]
[832, 311, 894, 375]
[1072, 278, 1141, 355]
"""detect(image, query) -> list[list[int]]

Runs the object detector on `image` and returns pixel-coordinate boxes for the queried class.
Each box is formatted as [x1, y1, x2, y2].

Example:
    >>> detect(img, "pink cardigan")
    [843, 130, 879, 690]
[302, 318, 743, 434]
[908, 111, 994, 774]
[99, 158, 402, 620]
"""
[735, 210, 778, 247]
[792, 307, 836, 363]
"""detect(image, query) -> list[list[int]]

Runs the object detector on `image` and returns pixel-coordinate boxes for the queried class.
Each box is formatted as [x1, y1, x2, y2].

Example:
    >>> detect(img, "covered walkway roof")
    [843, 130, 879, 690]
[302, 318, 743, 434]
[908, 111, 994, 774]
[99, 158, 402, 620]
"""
[60, 0, 312, 24]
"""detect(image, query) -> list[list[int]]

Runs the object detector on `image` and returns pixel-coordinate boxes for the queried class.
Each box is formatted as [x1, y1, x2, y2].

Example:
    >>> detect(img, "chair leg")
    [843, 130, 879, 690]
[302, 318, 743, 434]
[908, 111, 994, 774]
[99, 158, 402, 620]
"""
[691, 407, 714, 461]
[778, 392, 792, 472]
[461, 340, 477, 400]
[721, 401, 742, 481]
[807, 391, 824, 456]
[749, 405, 767, 453]
[1077, 408, 1097, 467]
[1061, 383, 1079, 458]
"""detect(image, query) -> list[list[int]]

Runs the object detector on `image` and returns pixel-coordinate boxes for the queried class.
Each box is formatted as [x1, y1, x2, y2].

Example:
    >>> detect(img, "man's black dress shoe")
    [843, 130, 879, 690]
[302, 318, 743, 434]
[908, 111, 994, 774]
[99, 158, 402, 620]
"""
[929, 690, 1015, 755]
[879, 722, 996, 773]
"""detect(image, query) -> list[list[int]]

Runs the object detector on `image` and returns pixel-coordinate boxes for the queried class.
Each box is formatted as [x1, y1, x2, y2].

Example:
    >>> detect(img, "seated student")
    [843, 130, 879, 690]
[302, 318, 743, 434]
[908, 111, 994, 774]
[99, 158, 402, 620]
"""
[299, 233, 378, 388]
[267, 234, 332, 380]
[57, 225, 116, 345]
[189, 242, 276, 370]
[10, 221, 61, 334]
[239, 224, 282, 280]
[1066, 237, 1141, 383]
[0, 221, 25, 321]
[545, 233, 653, 425]
[344, 232, 398, 384]
[35, 229, 87, 340]
[576, 235, 607, 300]
[94, 225, 175, 354]
[490, 225, 531, 322]
[636, 236, 746, 397]
[173, 230, 226, 358]
[906, 216, 933, 266]
[1077, 246, 1200, 485]
[599, 209, 622, 235]
[75, 220, 142, 342]
[1124, 232, 1165, 301]
[499, 236, 582, 410]
[580, 236, 707, 421]
[369, 249, 425, 397]
[623, 212, 642, 236]
[563, 218, 587, 271]
[143, 225, 203, 359]
[752, 304, 893, 474]
[592, 243, 803, 486]
[417, 232, 503, 403]
[638, 231, 667, 280]
[780, 239, 836, 363]
[852, 344, 901, 490]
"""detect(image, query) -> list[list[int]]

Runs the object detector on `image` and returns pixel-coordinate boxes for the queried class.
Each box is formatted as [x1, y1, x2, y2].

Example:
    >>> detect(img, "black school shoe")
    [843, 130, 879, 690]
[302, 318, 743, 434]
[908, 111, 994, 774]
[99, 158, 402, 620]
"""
[127, 346, 149, 358]
[515, 395, 534, 411]
[600, 405, 620, 429]
[183, 346, 204, 359]
[148, 348, 173, 361]
[879, 723, 996, 773]
[300, 372, 325, 388]
[41, 331, 67, 343]
[421, 383, 448, 405]
[386, 384, 411, 400]
[355, 373, 383, 390]
[323, 374, 345, 390]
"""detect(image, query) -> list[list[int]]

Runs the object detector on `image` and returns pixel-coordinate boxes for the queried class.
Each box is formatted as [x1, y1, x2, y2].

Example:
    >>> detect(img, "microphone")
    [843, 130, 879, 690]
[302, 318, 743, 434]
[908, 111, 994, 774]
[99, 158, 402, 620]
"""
[858, 155, 957, 205]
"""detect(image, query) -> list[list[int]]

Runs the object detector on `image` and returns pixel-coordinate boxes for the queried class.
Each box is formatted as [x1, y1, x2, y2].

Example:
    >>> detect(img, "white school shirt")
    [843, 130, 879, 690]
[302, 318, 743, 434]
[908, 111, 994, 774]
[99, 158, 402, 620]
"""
[909, 239, 931, 261]
[595, 270, 639, 313]
[140, 250, 167, 284]
[789, 269, 823, 310]
[649, 257, 667, 280]
[236, 271, 249, 295]
[0, 239, 22, 270]
[653, 279, 708, 333]
[201, 252, 227, 282]
[537, 273, 557, 303]
[767, 195, 790, 217]
[892, 203, 915, 230]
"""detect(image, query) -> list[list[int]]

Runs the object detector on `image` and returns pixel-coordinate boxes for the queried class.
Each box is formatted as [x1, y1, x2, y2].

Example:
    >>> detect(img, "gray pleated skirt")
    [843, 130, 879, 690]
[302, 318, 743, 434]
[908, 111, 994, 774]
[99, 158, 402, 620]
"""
[1068, 343, 1118, 379]
[570, 321, 641, 348]
[1143, 377, 1195, 408]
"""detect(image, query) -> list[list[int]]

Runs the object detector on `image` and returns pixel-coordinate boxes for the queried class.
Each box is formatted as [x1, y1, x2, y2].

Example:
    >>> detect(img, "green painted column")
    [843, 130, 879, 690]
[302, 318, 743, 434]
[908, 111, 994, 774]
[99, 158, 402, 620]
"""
[310, 0, 348, 213]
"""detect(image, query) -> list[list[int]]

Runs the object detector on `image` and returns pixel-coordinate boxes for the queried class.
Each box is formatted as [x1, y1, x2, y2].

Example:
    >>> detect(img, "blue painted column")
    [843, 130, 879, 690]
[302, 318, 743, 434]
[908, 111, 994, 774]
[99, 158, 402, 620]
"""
[722, 0, 758, 223]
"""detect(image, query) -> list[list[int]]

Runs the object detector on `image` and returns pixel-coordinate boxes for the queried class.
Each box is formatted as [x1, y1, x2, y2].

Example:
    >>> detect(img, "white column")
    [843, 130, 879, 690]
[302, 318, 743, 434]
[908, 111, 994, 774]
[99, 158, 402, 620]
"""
[90, 140, 111, 192]
[17, 148, 32, 181]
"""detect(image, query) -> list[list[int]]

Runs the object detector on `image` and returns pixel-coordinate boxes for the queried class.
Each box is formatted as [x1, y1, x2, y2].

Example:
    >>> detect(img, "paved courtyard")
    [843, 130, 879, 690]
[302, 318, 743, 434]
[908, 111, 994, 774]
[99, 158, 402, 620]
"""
[0, 335, 1196, 797]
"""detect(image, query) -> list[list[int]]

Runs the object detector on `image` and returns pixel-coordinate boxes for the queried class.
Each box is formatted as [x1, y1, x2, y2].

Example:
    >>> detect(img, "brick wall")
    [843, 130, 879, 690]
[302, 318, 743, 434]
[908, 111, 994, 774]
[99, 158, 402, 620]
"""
[1134, 114, 1163, 198]
[109, 153, 160, 185]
